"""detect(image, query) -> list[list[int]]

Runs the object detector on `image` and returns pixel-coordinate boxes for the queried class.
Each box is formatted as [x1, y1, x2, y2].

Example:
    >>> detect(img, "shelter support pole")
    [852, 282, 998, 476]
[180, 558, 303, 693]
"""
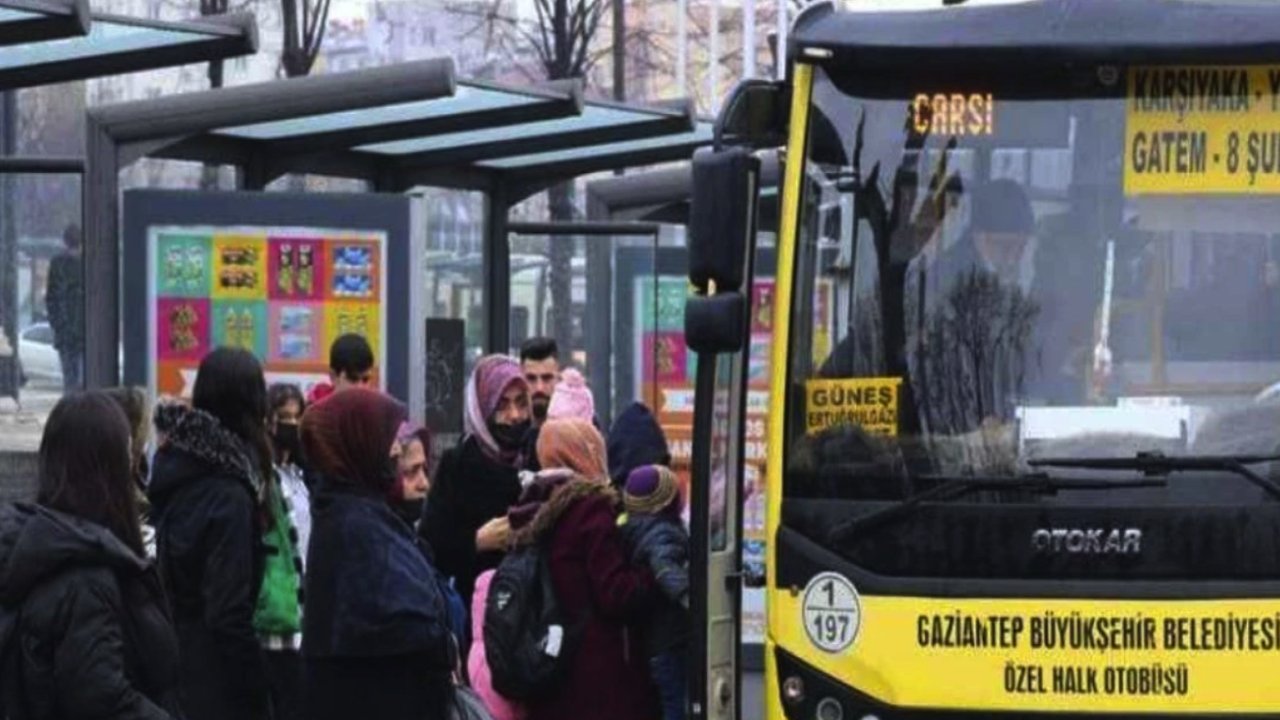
[240, 157, 269, 191]
[84, 118, 119, 388]
[0, 92, 15, 367]
[484, 182, 510, 355]
[584, 193, 614, 424]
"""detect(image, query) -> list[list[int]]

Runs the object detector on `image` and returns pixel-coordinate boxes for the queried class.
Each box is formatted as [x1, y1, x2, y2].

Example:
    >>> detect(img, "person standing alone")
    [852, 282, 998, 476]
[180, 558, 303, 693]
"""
[45, 223, 84, 391]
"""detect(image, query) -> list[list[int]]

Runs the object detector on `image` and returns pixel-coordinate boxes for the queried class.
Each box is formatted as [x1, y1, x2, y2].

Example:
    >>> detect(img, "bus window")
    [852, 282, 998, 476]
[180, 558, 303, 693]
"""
[784, 64, 1280, 508]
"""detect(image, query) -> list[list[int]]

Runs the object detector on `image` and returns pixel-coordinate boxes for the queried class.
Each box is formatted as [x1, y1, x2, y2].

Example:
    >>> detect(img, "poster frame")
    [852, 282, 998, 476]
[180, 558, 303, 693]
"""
[122, 189, 412, 402]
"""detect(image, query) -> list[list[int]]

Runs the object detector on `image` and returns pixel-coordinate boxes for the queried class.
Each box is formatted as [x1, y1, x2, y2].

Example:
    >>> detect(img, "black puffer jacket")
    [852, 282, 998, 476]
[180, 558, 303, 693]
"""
[420, 435, 522, 607]
[619, 513, 690, 656]
[148, 405, 270, 720]
[0, 503, 181, 720]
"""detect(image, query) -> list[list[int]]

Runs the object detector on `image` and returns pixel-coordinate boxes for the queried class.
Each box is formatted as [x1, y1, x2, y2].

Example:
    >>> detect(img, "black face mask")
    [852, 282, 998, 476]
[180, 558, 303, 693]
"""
[489, 419, 531, 450]
[273, 423, 301, 463]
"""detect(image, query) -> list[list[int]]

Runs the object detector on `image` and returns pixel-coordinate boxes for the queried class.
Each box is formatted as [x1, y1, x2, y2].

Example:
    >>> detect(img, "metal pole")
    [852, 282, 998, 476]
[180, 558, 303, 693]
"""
[744, 0, 756, 79]
[613, 0, 625, 102]
[775, 0, 787, 80]
[677, 0, 687, 97]
[0, 91, 15, 376]
[483, 182, 510, 354]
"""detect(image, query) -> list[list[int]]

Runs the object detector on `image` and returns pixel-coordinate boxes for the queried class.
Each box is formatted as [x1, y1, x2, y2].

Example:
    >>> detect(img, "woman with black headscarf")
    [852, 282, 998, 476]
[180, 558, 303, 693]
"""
[300, 388, 454, 720]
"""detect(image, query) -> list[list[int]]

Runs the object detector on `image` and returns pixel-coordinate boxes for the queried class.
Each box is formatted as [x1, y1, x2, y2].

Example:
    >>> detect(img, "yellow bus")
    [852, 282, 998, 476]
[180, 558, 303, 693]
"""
[684, 0, 1280, 718]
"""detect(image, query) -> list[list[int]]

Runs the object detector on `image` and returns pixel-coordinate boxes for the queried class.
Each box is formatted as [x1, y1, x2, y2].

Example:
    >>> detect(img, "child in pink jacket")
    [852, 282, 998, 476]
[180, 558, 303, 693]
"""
[469, 569, 527, 720]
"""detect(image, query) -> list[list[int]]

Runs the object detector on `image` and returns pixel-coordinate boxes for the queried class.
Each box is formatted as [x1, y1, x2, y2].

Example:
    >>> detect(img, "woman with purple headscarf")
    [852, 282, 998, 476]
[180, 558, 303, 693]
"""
[420, 354, 533, 609]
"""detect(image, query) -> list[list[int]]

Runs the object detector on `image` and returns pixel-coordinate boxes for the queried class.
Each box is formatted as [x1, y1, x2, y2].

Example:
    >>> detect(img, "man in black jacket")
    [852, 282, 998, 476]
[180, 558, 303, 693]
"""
[45, 223, 84, 391]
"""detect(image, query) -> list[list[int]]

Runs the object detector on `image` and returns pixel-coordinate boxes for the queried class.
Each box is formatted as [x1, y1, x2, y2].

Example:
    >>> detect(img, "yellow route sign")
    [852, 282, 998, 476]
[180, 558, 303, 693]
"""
[804, 377, 901, 436]
[1125, 66, 1280, 195]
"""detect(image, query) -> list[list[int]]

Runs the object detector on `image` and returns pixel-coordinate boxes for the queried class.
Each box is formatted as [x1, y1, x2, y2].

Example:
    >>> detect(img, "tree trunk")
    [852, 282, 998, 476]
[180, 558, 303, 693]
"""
[547, 182, 575, 352]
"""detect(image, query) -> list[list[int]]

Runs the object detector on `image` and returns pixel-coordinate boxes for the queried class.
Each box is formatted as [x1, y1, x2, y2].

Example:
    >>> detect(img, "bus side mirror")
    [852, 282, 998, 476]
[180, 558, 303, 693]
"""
[689, 146, 760, 291]
[686, 293, 746, 354]
[686, 146, 759, 354]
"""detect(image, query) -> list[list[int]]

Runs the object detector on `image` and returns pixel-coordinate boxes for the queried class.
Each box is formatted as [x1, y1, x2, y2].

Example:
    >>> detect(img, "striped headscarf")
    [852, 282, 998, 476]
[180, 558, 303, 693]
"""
[464, 354, 529, 466]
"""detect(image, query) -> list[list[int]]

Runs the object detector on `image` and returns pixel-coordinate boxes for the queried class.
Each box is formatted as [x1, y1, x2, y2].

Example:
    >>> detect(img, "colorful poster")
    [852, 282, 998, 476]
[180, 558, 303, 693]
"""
[634, 274, 836, 647]
[148, 226, 388, 399]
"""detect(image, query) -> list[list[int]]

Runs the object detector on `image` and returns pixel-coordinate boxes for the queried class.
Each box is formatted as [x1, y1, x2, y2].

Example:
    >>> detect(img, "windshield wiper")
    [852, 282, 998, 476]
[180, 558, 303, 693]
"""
[827, 472, 1166, 545]
[1028, 451, 1280, 501]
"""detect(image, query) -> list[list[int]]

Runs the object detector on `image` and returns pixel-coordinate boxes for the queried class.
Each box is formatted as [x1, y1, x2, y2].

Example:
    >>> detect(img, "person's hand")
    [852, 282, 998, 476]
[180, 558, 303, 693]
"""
[476, 516, 511, 552]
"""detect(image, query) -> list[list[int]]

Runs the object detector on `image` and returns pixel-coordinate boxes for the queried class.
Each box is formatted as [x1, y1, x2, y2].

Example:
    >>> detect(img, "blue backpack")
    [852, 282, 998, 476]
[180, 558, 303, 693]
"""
[435, 568, 468, 651]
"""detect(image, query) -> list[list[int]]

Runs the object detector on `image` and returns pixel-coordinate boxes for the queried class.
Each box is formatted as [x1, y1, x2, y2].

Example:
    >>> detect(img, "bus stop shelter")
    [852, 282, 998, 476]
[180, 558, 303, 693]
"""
[0, 0, 256, 404]
[84, 57, 713, 387]
[0, 0, 255, 92]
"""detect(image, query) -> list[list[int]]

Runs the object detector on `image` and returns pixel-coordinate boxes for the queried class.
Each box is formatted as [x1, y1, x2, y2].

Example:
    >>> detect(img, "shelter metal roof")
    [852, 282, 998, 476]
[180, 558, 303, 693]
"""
[114, 61, 713, 192]
[0, 0, 87, 46]
[0, 0, 256, 89]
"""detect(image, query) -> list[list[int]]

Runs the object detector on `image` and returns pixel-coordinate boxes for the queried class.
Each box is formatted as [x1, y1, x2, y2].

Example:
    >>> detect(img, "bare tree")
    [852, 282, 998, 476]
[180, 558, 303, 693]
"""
[448, 0, 611, 351]
[280, 0, 332, 78]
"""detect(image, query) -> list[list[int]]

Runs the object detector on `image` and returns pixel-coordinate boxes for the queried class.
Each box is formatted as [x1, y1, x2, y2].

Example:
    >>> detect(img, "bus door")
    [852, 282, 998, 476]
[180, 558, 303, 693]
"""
[690, 351, 747, 720]
[686, 146, 764, 720]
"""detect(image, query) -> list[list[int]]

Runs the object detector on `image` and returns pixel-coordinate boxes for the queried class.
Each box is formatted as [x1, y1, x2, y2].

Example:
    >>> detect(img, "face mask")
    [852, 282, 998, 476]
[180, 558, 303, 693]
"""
[489, 419, 531, 450]
[273, 423, 301, 463]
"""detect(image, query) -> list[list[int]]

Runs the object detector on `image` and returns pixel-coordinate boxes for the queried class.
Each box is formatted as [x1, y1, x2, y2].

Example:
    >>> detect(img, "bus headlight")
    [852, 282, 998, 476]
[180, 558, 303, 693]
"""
[782, 676, 805, 705]
[815, 697, 844, 720]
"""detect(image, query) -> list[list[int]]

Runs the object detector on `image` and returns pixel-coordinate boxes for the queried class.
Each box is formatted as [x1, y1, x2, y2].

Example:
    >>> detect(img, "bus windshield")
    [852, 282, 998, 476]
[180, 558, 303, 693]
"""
[785, 64, 1280, 506]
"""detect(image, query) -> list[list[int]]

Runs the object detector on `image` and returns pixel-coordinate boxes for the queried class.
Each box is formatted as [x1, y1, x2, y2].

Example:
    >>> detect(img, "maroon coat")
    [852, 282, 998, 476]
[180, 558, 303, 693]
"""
[511, 478, 659, 720]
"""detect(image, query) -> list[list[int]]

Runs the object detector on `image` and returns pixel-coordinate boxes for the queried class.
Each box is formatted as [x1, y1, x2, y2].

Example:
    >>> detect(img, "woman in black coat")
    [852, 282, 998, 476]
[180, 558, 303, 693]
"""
[420, 354, 533, 607]
[148, 348, 273, 720]
[0, 391, 181, 720]
[300, 388, 454, 720]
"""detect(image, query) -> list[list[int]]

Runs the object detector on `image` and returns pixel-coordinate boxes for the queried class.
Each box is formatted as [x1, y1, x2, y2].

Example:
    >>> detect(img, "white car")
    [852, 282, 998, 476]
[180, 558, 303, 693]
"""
[18, 323, 63, 384]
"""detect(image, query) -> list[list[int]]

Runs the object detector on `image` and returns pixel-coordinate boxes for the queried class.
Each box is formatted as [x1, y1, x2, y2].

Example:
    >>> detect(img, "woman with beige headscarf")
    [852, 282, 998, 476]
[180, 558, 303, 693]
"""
[501, 418, 659, 720]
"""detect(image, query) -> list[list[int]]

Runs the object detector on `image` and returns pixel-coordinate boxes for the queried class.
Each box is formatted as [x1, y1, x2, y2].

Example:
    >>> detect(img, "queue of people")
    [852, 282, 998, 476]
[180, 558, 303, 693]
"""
[0, 333, 690, 720]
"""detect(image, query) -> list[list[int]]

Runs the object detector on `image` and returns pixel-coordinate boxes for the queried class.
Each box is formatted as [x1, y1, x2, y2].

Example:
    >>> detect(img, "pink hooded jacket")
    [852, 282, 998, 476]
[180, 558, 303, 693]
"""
[468, 569, 527, 720]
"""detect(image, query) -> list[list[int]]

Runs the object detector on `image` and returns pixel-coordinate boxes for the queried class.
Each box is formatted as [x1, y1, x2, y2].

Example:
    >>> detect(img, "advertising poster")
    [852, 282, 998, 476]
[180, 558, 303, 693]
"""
[634, 274, 834, 646]
[148, 225, 387, 399]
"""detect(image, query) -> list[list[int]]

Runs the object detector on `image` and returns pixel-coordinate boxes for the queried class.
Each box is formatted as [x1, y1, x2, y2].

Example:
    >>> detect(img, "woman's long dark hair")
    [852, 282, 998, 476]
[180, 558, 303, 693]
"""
[37, 391, 145, 556]
[193, 347, 275, 492]
[103, 385, 150, 487]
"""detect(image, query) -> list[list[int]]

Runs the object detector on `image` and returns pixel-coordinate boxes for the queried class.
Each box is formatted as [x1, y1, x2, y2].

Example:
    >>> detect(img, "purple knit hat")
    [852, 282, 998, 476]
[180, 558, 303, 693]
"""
[624, 464, 680, 516]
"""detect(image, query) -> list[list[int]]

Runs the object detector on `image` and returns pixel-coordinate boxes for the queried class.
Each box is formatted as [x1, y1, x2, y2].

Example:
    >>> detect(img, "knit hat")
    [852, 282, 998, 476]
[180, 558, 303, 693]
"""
[546, 368, 594, 423]
[607, 402, 671, 489]
[624, 464, 680, 516]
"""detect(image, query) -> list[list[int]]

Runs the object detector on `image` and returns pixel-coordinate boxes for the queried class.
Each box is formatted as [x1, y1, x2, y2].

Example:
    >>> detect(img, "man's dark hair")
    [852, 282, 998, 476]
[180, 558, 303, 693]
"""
[330, 333, 375, 381]
[63, 223, 81, 250]
[519, 336, 558, 364]
[268, 382, 306, 416]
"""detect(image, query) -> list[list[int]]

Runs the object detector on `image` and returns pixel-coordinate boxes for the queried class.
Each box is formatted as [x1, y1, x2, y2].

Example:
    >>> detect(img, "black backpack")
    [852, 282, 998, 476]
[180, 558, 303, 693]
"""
[483, 544, 582, 701]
